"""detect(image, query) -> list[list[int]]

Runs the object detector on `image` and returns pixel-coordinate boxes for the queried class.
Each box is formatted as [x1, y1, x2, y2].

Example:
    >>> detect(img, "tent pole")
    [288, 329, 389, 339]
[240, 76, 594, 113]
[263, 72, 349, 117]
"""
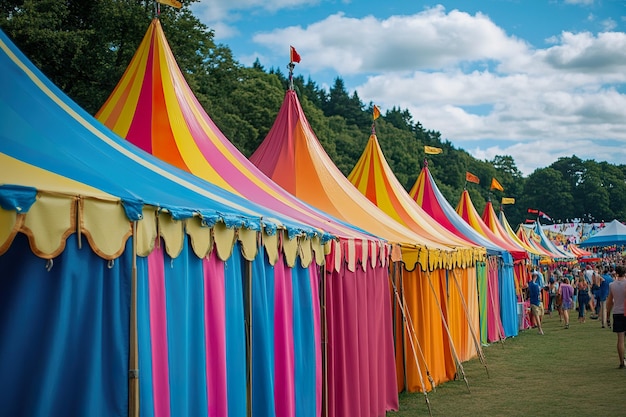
[244, 259, 253, 417]
[425, 269, 471, 393]
[389, 267, 434, 415]
[129, 221, 139, 417]
[451, 268, 489, 378]
[399, 263, 408, 392]
[320, 263, 328, 417]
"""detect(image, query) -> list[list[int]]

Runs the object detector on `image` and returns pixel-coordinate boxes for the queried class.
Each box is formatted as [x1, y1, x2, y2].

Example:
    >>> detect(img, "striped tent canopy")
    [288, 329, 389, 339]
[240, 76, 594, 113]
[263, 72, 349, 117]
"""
[482, 201, 535, 259]
[516, 224, 563, 260]
[0, 26, 337, 417]
[497, 209, 553, 260]
[409, 164, 507, 256]
[347, 132, 486, 266]
[96, 18, 385, 272]
[456, 190, 528, 261]
[527, 222, 577, 261]
[249, 88, 467, 271]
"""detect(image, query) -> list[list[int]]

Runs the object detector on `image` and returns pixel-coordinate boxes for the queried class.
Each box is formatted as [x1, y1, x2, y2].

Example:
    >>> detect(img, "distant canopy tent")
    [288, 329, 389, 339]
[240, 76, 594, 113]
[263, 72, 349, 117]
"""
[578, 219, 626, 248]
[529, 222, 577, 261]
[0, 26, 338, 417]
[409, 165, 507, 344]
[95, 18, 395, 417]
[346, 132, 486, 391]
[455, 190, 519, 339]
[498, 209, 549, 265]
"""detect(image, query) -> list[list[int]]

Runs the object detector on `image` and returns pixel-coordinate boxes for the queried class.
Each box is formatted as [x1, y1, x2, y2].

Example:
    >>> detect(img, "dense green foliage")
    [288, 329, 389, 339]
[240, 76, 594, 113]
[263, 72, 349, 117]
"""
[3, 0, 625, 226]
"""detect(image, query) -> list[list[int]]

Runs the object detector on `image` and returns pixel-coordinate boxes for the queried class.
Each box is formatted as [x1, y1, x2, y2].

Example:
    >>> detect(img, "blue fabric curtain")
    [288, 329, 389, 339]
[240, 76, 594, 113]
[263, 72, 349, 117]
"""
[292, 263, 317, 417]
[0, 234, 130, 417]
[251, 246, 276, 417]
[225, 243, 247, 417]
[498, 253, 519, 337]
[164, 238, 209, 416]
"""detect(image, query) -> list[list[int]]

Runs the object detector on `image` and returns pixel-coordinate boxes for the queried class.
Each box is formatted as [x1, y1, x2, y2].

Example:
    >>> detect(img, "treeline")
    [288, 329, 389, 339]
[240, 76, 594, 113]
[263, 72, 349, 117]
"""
[3, 0, 626, 227]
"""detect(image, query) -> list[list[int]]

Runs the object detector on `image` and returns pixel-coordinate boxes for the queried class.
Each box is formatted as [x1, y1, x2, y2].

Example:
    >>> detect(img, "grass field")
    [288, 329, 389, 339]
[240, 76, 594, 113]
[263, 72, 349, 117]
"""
[388, 311, 626, 416]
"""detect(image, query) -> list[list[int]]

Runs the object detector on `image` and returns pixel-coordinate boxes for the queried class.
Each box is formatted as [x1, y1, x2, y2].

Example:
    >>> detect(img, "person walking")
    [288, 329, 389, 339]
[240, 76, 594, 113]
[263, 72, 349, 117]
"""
[606, 265, 626, 368]
[577, 276, 591, 323]
[559, 277, 574, 329]
[598, 267, 613, 328]
[529, 272, 544, 335]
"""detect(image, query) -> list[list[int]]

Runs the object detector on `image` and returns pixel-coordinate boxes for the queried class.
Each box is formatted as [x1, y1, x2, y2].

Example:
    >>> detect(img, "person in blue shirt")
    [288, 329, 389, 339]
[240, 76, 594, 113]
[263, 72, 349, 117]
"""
[599, 267, 614, 328]
[529, 271, 545, 335]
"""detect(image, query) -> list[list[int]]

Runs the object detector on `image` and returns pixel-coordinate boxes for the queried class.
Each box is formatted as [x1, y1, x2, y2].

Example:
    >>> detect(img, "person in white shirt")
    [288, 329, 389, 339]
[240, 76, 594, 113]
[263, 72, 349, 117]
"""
[606, 265, 626, 369]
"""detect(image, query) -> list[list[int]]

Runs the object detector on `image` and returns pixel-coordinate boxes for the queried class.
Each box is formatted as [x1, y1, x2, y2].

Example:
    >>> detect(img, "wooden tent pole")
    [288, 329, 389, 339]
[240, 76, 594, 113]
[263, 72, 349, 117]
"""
[129, 221, 139, 417]
[389, 267, 434, 415]
[450, 268, 489, 378]
[424, 269, 471, 393]
[244, 258, 253, 417]
[320, 263, 328, 417]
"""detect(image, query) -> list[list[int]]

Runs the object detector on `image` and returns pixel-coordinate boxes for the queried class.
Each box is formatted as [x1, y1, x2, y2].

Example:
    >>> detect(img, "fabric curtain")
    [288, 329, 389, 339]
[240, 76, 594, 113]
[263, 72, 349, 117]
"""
[0, 233, 130, 417]
[326, 260, 398, 415]
[499, 253, 519, 338]
[138, 239, 247, 417]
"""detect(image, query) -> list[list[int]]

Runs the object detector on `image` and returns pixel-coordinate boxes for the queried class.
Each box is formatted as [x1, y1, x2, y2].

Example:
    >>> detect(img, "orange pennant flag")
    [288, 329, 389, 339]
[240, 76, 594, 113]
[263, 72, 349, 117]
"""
[466, 172, 480, 184]
[490, 177, 504, 191]
[290, 46, 301, 63]
[373, 105, 381, 120]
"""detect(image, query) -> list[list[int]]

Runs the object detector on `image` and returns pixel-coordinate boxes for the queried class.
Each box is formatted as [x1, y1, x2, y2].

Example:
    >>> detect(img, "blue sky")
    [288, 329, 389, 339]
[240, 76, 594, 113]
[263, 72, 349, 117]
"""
[190, 0, 626, 175]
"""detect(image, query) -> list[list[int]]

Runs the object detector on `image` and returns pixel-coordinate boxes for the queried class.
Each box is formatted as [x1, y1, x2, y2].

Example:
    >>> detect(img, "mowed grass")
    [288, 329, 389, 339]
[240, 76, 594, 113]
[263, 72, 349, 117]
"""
[388, 312, 626, 416]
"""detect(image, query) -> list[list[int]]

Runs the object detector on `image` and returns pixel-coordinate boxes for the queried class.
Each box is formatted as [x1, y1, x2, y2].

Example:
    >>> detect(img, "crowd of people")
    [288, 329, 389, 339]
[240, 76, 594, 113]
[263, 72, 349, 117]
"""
[525, 253, 626, 368]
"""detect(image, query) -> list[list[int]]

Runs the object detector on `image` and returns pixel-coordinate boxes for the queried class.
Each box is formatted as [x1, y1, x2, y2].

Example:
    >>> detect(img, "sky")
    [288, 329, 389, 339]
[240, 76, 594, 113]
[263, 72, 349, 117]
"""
[189, 0, 626, 176]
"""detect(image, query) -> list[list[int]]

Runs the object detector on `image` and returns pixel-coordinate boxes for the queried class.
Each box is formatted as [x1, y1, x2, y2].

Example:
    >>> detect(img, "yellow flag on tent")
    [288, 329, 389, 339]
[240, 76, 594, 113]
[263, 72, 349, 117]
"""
[373, 105, 381, 120]
[157, 0, 182, 8]
[424, 145, 443, 155]
[501, 197, 516, 205]
[490, 177, 504, 191]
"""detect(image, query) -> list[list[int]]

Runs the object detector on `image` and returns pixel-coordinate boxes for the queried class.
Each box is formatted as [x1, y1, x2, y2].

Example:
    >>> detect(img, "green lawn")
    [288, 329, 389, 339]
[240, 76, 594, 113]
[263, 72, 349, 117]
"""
[388, 312, 626, 416]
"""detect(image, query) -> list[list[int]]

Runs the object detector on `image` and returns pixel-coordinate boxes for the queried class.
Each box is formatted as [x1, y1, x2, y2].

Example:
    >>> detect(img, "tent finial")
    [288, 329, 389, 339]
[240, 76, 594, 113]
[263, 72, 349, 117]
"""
[287, 62, 295, 90]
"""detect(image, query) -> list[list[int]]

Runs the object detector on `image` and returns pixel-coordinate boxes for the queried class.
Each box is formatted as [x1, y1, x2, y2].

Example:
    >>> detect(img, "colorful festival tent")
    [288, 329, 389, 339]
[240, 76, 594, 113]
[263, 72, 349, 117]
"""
[498, 210, 549, 261]
[95, 19, 396, 417]
[249, 81, 484, 399]
[0, 27, 337, 417]
[481, 201, 532, 292]
[409, 165, 508, 344]
[346, 133, 486, 390]
[528, 222, 577, 261]
[516, 224, 563, 261]
[455, 190, 520, 339]
[578, 219, 626, 248]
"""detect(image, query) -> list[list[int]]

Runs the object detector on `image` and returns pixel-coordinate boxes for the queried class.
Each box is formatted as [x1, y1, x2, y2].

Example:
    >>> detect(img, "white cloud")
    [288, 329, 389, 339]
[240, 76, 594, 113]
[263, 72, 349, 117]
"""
[191, 0, 320, 39]
[192, 2, 626, 174]
[253, 6, 530, 73]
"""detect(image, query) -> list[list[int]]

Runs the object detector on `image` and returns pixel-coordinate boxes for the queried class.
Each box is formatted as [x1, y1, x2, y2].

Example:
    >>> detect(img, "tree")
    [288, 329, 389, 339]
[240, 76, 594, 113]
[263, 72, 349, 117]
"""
[522, 167, 574, 222]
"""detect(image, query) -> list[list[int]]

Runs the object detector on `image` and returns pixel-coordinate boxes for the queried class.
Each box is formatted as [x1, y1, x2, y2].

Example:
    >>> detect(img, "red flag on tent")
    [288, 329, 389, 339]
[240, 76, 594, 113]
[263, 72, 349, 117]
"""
[290, 46, 301, 63]
[465, 171, 480, 184]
